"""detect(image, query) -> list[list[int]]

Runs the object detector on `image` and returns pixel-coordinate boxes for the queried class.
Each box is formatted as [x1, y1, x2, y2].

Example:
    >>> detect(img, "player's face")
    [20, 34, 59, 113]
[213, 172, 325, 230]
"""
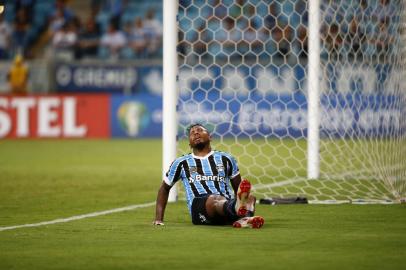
[189, 125, 211, 149]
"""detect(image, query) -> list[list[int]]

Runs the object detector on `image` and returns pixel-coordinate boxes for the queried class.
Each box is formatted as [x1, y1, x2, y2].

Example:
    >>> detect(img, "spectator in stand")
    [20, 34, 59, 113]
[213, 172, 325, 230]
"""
[13, 7, 31, 56]
[7, 54, 29, 95]
[45, 0, 76, 51]
[120, 20, 135, 58]
[264, 2, 278, 31]
[143, 9, 162, 57]
[52, 20, 78, 60]
[122, 20, 133, 40]
[76, 16, 100, 59]
[193, 24, 207, 56]
[52, 0, 74, 23]
[295, 25, 308, 61]
[100, 21, 126, 59]
[101, 0, 125, 27]
[322, 22, 343, 58]
[355, 0, 373, 36]
[222, 17, 241, 56]
[372, 0, 395, 25]
[271, 23, 294, 64]
[49, 7, 67, 36]
[345, 17, 366, 60]
[373, 17, 394, 56]
[321, 0, 346, 25]
[129, 17, 147, 58]
[243, 23, 265, 55]
[15, 0, 36, 23]
[0, 13, 12, 59]
[295, 0, 308, 26]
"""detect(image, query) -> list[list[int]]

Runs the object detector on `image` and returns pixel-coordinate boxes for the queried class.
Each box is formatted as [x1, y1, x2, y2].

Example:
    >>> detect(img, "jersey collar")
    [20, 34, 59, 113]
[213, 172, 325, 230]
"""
[192, 150, 214, 159]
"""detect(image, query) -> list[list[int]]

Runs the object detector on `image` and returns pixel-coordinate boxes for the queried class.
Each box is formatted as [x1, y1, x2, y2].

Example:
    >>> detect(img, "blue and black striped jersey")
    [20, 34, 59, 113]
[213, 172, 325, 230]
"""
[164, 150, 240, 214]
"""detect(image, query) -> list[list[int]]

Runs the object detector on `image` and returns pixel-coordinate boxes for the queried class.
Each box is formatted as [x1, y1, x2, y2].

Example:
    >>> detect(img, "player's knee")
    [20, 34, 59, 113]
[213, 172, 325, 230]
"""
[212, 195, 226, 207]
[206, 195, 227, 216]
[209, 194, 225, 202]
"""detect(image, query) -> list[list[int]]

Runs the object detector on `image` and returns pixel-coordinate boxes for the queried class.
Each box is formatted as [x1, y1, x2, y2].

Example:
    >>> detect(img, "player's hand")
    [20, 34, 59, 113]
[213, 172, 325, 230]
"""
[152, 220, 164, 226]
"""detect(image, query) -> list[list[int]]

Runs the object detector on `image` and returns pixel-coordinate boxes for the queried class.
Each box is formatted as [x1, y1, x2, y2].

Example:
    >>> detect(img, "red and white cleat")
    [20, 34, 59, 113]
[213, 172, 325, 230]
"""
[235, 179, 251, 217]
[232, 216, 265, 229]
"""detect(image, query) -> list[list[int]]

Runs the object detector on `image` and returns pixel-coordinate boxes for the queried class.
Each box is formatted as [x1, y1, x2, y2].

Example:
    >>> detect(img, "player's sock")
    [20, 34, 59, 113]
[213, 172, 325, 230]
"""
[223, 199, 239, 220]
[235, 179, 251, 217]
[232, 216, 265, 229]
[245, 195, 257, 217]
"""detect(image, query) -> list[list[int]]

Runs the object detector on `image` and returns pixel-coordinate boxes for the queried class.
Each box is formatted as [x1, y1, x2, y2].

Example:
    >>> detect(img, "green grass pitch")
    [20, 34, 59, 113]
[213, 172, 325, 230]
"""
[0, 140, 405, 270]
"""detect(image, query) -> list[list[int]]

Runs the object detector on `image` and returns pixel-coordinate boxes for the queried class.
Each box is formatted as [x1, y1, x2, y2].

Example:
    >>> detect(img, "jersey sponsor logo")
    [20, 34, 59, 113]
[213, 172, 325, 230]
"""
[188, 174, 225, 183]
[216, 164, 225, 173]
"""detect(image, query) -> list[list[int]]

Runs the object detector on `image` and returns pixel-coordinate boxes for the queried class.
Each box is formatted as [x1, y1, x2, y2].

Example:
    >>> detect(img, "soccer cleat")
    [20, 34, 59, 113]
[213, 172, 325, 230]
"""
[235, 179, 252, 217]
[232, 216, 265, 229]
[245, 195, 256, 217]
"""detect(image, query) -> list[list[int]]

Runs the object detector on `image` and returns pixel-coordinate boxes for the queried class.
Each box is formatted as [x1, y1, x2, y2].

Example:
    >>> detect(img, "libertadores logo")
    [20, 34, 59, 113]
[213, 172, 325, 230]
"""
[117, 101, 149, 137]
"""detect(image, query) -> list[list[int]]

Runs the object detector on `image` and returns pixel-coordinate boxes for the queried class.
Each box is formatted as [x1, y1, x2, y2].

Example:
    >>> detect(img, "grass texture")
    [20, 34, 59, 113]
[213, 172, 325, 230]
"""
[0, 140, 405, 270]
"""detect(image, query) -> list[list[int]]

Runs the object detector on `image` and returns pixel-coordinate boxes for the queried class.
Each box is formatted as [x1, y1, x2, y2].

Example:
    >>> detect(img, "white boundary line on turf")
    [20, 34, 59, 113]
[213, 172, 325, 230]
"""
[0, 201, 156, 232]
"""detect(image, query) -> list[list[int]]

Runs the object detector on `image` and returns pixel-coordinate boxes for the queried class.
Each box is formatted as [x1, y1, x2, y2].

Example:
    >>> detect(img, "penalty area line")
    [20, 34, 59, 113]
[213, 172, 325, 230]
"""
[0, 201, 156, 232]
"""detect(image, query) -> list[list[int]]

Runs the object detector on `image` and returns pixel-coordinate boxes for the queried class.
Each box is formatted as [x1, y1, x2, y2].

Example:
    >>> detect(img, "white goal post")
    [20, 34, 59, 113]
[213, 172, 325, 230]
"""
[164, 0, 406, 203]
[307, 0, 321, 179]
[162, 0, 179, 202]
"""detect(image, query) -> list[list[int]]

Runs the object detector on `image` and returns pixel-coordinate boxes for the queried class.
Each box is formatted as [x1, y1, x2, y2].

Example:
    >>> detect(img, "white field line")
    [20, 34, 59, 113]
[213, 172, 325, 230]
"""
[0, 201, 156, 232]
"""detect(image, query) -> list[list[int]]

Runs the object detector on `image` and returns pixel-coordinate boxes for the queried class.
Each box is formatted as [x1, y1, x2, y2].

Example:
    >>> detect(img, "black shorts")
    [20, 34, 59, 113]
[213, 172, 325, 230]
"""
[191, 195, 238, 225]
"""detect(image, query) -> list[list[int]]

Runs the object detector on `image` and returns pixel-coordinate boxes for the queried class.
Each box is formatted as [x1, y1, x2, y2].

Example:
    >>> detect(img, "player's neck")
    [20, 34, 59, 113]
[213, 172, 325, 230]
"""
[192, 146, 212, 157]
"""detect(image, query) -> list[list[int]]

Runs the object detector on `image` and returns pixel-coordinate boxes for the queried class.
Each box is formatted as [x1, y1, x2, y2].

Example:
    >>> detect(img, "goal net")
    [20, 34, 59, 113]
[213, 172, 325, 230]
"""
[174, 0, 406, 203]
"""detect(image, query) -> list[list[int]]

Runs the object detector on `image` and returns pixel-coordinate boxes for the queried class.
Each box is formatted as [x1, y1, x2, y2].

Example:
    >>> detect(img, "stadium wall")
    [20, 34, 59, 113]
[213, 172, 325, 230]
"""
[0, 92, 400, 140]
[0, 61, 401, 139]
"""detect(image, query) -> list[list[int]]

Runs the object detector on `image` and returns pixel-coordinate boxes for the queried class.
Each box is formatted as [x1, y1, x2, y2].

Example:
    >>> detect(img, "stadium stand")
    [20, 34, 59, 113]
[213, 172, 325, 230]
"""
[0, 0, 398, 64]
[88, 0, 163, 60]
[0, 0, 400, 95]
[0, 0, 163, 61]
[177, 0, 399, 66]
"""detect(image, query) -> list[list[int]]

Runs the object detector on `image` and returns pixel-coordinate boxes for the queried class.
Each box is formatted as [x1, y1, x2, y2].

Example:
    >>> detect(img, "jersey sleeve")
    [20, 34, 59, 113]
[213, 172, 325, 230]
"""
[229, 155, 240, 178]
[163, 158, 183, 186]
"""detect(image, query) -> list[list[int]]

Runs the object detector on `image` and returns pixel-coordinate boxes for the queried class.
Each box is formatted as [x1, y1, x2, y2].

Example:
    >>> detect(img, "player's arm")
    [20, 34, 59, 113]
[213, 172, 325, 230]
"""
[228, 153, 242, 196]
[231, 173, 242, 196]
[153, 181, 172, 225]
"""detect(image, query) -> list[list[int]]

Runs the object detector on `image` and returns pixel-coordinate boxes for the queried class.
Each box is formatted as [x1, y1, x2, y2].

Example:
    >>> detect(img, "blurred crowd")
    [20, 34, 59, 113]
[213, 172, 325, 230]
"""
[178, 0, 400, 66]
[0, 0, 400, 63]
[0, 0, 163, 61]
[320, 0, 398, 62]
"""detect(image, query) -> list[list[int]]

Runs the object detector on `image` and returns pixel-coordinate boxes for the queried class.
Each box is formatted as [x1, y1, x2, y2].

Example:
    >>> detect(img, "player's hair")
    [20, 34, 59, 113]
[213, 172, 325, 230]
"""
[186, 123, 210, 136]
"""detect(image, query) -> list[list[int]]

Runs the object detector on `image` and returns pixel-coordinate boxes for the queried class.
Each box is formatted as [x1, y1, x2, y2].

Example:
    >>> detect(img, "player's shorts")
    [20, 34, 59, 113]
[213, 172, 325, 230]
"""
[191, 195, 238, 225]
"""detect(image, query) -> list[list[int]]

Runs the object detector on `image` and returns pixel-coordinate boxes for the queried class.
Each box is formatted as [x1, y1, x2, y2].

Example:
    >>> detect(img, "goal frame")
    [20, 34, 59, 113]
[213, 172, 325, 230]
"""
[163, 0, 322, 202]
[162, 0, 179, 202]
[162, 0, 405, 203]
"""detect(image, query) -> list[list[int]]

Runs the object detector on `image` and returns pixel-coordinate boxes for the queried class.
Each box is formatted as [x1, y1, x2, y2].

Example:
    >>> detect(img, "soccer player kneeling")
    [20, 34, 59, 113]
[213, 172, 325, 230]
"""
[153, 123, 265, 229]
